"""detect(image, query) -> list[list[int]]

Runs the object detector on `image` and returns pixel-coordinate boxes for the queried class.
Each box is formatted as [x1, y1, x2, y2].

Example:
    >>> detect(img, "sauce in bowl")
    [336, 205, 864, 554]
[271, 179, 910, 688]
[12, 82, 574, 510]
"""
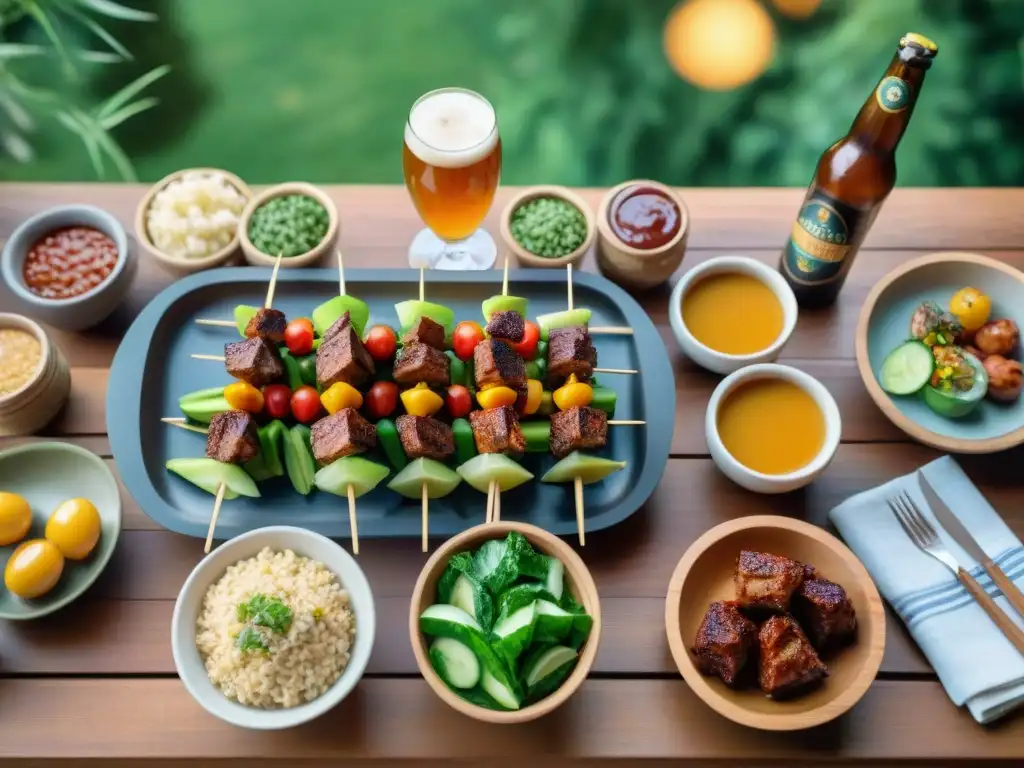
[22, 226, 119, 300]
[683, 272, 784, 355]
[607, 184, 681, 250]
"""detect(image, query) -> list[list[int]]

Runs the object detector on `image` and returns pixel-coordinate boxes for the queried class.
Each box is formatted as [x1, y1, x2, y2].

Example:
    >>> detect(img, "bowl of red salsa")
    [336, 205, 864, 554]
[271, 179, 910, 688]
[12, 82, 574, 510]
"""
[595, 180, 690, 290]
[1, 205, 136, 331]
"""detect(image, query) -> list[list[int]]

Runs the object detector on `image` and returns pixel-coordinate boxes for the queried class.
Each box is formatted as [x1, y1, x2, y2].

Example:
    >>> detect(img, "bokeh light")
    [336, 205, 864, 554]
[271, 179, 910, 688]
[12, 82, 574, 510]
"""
[664, 0, 777, 91]
[771, 0, 822, 19]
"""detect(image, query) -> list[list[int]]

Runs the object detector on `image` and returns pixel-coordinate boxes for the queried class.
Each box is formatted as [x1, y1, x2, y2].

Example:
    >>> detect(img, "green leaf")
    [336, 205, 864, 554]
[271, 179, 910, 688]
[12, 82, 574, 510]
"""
[75, 49, 122, 64]
[96, 63, 169, 120]
[90, 122, 136, 180]
[63, 5, 132, 59]
[98, 95, 157, 129]
[24, 1, 75, 75]
[0, 43, 47, 60]
[437, 552, 473, 604]
[74, 0, 157, 22]
[236, 626, 269, 654]
[1, 130, 34, 163]
[237, 594, 292, 634]
[55, 110, 104, 178]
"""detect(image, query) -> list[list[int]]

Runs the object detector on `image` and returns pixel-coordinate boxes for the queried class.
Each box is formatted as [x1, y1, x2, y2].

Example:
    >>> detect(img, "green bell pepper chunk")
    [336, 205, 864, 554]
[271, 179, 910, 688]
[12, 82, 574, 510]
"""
[178, 386, 226, 406]
[280, 350, 304, 391]
[446, 351, 466, 390]
[375, 418, 407, 471]
[452, 418, 477, 465]
[297, 354, 317, 387]
[284, 424, 316, 495]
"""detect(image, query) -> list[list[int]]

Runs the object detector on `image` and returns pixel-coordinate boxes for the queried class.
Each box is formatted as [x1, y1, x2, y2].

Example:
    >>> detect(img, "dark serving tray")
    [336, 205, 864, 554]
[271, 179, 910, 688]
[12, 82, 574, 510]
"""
[107, 268, 675, 540]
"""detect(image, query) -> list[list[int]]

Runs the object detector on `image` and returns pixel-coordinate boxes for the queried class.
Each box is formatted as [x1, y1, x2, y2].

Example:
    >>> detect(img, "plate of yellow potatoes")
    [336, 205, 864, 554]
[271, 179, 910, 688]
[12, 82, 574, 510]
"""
[0, 441, 121, 619]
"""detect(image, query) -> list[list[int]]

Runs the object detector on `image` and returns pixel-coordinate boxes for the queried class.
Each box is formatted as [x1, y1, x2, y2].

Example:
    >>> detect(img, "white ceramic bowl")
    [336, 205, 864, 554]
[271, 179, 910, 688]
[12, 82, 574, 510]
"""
[669, 256, 798, 375]
[705, 364, 842, 494]
[171, 526, 375, 730]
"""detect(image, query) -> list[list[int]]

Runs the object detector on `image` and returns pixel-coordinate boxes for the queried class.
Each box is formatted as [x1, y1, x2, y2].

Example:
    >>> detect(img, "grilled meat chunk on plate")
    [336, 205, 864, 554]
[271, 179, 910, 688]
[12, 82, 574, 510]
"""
[310, 408, 376, 464]
[401, 316, 447, 351]
[225, 337, 285, 387]
[474, 338, 526, 390]
[691, 601, 758, 688]
[758, 614, 828, 700]
[317, 313, 375, 389]
[546, 326, 596, 386]
[734, 550, 806, 615]
[396, 415, 455, 461]
[549, 406, 607, 458]
[244, 308, 287, 344]
[792, 578, 858, 651]
[206, 410, 260, 464]
[469, 405, 525, 456]
[485, 310, 525, 343]
[393, 342, 450, 387]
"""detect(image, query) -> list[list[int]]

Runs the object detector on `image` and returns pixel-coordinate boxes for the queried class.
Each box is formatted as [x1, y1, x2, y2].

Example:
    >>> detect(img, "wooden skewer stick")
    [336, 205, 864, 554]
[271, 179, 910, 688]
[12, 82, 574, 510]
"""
[204, 483, 226, 554]
[161, 417, 209, 435]
[608, 420, 646, 426]
[347, 484, 359, 556]
[421, 482, 429, 553]
[419, 266, 425, 302]
[337, 248, 346, 297]
[493, 487, 501, 522]
[502, 252, 510, 297]
[195, 319, 236, 328]
[485, 478, 497, 523]
[567, 263, 574, 311]
[593, 367, 638, 375]
[574, 475, 585, 547]
[589, 326, 634, 335]
[264, 253, 284, 309]
[191, 353, 226, 362]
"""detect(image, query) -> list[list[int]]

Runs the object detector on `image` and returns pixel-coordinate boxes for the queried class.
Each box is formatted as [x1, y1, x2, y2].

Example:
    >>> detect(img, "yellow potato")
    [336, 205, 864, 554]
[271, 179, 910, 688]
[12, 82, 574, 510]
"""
[45, 498, 102, 561]
[0, 491, 32, 546]
[4, 539, 64, 599]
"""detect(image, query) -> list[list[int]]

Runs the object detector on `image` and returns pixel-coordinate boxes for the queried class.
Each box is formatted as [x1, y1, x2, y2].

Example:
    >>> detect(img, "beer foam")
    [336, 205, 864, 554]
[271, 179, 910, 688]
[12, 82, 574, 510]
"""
[405, 89, 498, 169]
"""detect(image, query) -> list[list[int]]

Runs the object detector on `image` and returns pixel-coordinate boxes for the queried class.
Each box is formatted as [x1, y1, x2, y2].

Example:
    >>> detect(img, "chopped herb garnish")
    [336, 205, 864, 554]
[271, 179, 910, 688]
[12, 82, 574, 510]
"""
[312, 607, 324, 623]
[236, 594, 293, 634]
[236, 626, 270, 654]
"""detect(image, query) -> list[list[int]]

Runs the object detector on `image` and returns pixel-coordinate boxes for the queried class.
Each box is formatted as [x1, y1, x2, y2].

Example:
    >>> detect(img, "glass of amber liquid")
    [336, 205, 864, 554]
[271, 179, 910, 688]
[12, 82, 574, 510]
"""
[402, 87, 502, 269]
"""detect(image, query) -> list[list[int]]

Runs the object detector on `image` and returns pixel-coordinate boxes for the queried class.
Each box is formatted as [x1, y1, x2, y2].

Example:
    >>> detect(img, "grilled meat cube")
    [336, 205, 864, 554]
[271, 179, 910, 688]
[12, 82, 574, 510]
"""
[546, 326, 596, 386]
[316, 315, 375, 389]
[792, 579, 858, 652]
[734, 550, 806, 615]
[485, 310, 525, 343]
[691, 601, 758, 688]
[549, 406, 608, 458]
[758, 614, 828, 700]
[474, 339, 526, 391]
[206, 410, 260, 464]
[225, 337, 285, 387]
[401, 316, 447, 351]
[396, 415, 455, 461]
[468, 405, 525, 456]
[802, 563, 818, 581]
[310, 408, 376, 464]
[244, 308, 287, 343]
[394, 342, 450, 387]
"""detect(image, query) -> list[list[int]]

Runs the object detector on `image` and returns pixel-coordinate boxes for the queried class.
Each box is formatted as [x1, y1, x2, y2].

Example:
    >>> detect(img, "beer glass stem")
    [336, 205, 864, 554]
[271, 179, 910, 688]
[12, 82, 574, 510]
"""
[408, 227, 497, 270]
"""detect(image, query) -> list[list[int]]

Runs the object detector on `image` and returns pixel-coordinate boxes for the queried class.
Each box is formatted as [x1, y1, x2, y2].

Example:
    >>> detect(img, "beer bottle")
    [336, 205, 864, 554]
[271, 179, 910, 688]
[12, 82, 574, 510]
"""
[779, 33, 938, 307]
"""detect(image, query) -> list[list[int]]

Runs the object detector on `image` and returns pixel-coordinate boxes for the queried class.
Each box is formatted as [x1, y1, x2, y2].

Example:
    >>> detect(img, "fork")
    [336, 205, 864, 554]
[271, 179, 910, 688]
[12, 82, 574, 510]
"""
[888, 491, 1024, 655]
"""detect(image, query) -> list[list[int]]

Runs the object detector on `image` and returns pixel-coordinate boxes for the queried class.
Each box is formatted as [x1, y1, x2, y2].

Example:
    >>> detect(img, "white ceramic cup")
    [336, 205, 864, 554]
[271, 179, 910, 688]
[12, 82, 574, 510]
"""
[705, 363, 842, 494]
[669, 255, 798, 375]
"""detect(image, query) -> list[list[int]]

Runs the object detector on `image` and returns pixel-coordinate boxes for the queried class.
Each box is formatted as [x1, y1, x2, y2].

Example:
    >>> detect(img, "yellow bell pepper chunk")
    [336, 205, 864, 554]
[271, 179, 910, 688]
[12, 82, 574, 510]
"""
[553, 374, 593, 411]
[401, 382, 444, 417]
[223, 381, 264, 413]
[523, 379, 543, 416]
[476, 385, 518, 410]
[320, 381, 363, 414]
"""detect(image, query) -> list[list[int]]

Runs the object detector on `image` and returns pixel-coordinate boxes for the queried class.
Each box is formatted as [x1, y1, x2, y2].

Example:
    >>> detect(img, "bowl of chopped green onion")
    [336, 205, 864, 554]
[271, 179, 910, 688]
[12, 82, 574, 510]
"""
[239, 182, 339, 268]
[500, 186, 596, 269]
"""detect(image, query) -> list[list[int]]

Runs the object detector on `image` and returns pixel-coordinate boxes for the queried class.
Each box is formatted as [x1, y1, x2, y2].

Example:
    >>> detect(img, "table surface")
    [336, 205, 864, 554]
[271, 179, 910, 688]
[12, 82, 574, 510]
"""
[1, 184, 1023, 767]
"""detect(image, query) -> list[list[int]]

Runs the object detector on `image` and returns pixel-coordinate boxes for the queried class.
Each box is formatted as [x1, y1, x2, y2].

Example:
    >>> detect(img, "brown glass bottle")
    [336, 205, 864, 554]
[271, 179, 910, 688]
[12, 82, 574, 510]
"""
[779, 33, 938, 307]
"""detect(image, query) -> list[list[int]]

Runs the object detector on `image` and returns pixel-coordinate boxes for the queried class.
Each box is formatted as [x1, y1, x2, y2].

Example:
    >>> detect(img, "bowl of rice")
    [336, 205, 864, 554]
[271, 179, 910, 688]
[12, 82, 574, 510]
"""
[135, 167, 252, 273]
[171, 526, 374, 729]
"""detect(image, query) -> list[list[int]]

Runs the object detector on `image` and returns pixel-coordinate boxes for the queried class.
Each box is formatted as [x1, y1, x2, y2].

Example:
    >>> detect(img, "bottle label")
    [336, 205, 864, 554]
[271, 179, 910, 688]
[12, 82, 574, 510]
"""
[876, 75, 911, 113]
[782, 189, 866, 285]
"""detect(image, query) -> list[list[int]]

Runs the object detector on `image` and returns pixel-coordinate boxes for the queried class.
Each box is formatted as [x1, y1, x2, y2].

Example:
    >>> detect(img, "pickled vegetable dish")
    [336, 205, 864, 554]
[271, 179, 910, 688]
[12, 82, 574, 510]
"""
[509, 197, 588, 259]
[22, 226, 118, 300]
[248, 194, 330, 258]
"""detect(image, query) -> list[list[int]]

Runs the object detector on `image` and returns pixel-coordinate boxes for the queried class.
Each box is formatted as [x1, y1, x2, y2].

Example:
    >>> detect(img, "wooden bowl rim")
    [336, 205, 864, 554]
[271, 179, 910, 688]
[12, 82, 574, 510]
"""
[238, 181, 340, 268]
[595, 178, 690, 258]
[664, 515, 886, 731]
[498, 185, 597, 268]
[854, 250, 1024, 454]
[0, 312, 53, 408]
[409, 520, 602, 724]
[134, 167, 253, 271]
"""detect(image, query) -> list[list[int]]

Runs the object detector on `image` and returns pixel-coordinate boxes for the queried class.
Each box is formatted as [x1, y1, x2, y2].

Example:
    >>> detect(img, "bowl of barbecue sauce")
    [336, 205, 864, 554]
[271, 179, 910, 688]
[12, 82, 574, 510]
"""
[596, 180, 689, 290]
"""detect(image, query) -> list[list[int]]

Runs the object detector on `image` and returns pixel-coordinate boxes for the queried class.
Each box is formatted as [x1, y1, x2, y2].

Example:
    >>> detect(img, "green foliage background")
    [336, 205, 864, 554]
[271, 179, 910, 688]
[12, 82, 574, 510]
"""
[2, 0, 1022, 186]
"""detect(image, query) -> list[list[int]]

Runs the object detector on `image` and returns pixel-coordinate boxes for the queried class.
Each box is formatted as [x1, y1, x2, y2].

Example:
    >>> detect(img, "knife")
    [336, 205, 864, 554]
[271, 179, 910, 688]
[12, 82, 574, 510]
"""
[918, 471, 1024, 619]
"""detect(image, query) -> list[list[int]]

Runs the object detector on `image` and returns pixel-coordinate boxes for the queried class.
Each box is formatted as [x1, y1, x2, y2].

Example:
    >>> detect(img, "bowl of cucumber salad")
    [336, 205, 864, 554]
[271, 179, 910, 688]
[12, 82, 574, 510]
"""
[409, 521, 600, 723]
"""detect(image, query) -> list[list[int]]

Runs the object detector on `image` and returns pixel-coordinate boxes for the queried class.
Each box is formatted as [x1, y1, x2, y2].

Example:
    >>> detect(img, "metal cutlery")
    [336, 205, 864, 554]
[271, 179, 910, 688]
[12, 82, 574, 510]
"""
[888, 490, 1024, 655]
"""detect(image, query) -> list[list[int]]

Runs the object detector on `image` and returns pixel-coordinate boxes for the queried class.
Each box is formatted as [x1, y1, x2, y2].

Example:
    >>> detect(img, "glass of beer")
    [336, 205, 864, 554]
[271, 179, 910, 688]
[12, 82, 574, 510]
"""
[402, 87, 502, 270]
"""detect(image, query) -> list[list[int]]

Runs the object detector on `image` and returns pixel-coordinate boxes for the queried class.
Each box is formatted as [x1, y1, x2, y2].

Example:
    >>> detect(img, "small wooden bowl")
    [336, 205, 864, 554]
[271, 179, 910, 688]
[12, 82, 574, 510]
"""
[499, 185, 596, 269]
[0, 313, 71, 437]
[665, 516, 885, 731]
[238, 182, 339, 268]
[596, 179, 689, 290]
[135, 167, 253, 274]
[409, 521, 601, 724]
[855, 251, 1024, 454]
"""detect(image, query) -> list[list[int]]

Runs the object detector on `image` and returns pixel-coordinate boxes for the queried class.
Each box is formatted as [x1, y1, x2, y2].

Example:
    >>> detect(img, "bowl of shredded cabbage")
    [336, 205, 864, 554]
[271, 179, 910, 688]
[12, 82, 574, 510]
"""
[135, 168, 253, 273]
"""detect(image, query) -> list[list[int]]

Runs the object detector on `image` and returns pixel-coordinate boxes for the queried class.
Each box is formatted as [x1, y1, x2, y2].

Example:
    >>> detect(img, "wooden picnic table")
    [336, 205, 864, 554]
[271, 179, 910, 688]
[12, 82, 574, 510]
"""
[0, 184, 1023, 767]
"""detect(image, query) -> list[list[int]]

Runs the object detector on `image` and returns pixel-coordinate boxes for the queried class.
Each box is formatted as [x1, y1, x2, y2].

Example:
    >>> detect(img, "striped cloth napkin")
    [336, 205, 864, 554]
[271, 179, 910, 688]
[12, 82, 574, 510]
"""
[829, 455, 1024, 724]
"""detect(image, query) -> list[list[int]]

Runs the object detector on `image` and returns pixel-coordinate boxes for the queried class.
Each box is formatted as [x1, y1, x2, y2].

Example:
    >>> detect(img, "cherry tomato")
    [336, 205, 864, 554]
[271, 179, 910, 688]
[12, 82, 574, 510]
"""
[262, 384, 292, 419]
[510, 320, 541, 360]
[290, 385, 322, 424]
[365, 325, 398, 362]
[365, 380, 399, 419]
[445, 385, 472, 418]
[453, 320, 485, 361]
[284, 318, 315, 356]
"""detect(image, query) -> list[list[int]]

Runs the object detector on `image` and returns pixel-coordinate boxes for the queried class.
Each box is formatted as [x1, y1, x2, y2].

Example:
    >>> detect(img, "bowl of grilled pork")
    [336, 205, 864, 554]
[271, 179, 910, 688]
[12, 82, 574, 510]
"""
[665, 515, 885, 731]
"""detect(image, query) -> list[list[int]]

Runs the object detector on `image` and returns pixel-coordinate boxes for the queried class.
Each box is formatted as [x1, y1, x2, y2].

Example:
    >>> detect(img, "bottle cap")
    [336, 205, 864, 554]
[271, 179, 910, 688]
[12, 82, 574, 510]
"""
[900, 33, 938, 55]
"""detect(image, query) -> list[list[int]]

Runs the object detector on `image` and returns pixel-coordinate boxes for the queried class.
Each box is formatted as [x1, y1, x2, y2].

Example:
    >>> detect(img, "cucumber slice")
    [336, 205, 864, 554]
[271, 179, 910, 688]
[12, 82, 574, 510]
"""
[178, 386, 226, 405]
[395, 299, 455, 336]
[491, 601, 538, 665]
[233, 304, 259, 337]
[452, 418, 477, 465]
[536, 309, 592, 340]
[449, 573, 495, 632]
[179, 396, 231, 424]
[456, 453, 534, 493]
[420, 603, 483, 636]
[375, 418, 407, 471]
[437, 552, 473, 604]
[429, 637, 480, 690]
[314, 455, 390, 498]
[457, 685, 510, 711]
[879, 340, 935, 395]
[482, 294, 529, 321]
[311, 296, 371, 338]
[544, 556, 565, 601]
[387, 458, 462, 499]
[923, 363, 988, 419]
[166, 458, 260, 500]
[520, 420, 551, 453]
[496, 583, 559, 617]
[533, 600, 574, 644]
[522, 645, 578, 700]
[541, 451, 626, 484]
[590, 386, 617, 416]
[481, 667, 521, 710]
